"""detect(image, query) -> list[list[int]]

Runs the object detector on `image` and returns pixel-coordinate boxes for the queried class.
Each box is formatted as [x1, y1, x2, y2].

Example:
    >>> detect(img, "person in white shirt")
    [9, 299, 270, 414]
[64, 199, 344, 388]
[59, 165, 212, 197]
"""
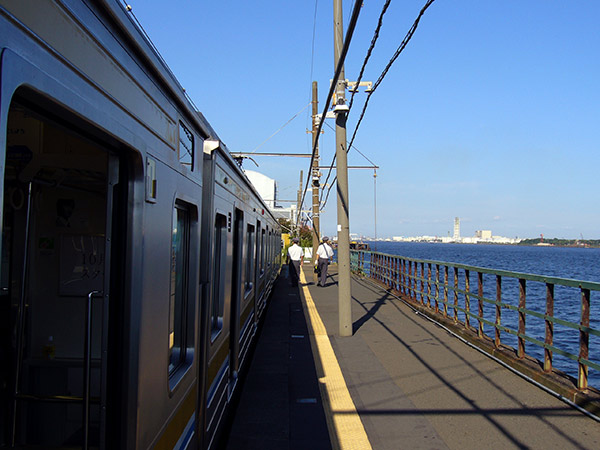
[316, 236, 334, 287]
[287, 237, 304, 287]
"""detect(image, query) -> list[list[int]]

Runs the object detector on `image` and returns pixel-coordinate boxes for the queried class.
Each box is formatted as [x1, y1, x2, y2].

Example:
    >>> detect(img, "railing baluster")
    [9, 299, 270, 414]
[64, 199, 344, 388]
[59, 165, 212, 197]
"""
[402, 259, 408, 295]
[435, 264, 440, 313]
[395, 257, 400, 293]
[453, 267, 459, 323]
[478, 272, 484, 338]
[444, 266, 449, 318]
[427, 263, 432, 308]
[421, 262, 425, 306]
[408, 261, 413, 300]
[495, 275, 502, 348]
[384, 255, 388, 286]
[579, 288, 590, 390]
[465, 269, 471, 329]
[518, 278, 526, 359]
[544, 283, 554, 373]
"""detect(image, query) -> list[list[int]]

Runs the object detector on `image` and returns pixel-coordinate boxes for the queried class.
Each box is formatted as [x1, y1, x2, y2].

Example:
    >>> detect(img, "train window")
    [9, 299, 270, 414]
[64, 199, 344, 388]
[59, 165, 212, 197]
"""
[179, 121, 194, 170]
[245, 224, 255, 293]
[268, 230, 272, 268]
[260, 228, 266, 276]
[169, 204, 192, 379]
[211, 213, 227, 339]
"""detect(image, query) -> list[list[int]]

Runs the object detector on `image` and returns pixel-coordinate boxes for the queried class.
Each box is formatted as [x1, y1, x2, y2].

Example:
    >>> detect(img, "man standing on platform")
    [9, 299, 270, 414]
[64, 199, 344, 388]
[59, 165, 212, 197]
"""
[316, 236, 334, 287]
[287, 237, 304, 287]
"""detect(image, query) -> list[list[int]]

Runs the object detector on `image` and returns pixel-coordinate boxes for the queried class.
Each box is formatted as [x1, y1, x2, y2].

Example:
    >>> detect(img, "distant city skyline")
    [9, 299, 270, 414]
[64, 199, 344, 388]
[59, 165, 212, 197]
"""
[127, 1, 600, 240]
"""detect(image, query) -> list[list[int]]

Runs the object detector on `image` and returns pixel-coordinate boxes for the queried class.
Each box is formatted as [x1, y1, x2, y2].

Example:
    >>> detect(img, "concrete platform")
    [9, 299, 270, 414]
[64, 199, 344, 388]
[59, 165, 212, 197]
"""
[224, 274, 331, 450]
[225, 264, 600, 449]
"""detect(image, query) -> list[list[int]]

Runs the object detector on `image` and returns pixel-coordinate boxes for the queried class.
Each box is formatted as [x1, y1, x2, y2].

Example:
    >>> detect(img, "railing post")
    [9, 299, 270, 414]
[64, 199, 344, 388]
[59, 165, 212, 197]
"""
[372, 253, 376, 280]
[579, 288, 590, 390]
[373, 253, 377, 280]
[544, 283, 554, 373]
[453, 267, 459, 323]
[420, 262, 425, 306]
[408, 261, 414, 300]
[495, 275, 502, 348]
[465, 269, 470, 329]
[427, 263, 432, 308]
[435, 264, 440, 313]
[401, 259, 406, 296]
[394, 257, 400, 293]
[518, 278, 526, 359]
[443, 266, 449, 318]
[478, 272, 484, 338]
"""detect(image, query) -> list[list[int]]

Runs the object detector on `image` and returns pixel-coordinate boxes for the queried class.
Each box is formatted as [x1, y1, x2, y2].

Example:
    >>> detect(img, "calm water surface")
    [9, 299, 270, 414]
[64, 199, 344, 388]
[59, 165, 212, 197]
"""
[360, 242, 600, 387]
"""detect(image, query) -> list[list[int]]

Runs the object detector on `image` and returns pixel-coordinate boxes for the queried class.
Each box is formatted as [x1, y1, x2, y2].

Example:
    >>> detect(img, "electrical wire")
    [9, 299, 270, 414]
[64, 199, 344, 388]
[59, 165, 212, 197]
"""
[318, 121, 378, 204]
[347, 0, 437, 152]
[306, 0, 321, 153]
[319, 0, 394, 208]
[320, 0, 437, 211]
[348, 0, 392, 112]
[121, 2, 204, 114]
[309, 0, 320, 85]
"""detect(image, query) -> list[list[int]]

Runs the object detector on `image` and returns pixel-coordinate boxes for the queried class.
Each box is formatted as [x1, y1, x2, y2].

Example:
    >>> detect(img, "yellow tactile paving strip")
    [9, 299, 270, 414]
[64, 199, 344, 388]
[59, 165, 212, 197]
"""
[299, 270, 372, 450]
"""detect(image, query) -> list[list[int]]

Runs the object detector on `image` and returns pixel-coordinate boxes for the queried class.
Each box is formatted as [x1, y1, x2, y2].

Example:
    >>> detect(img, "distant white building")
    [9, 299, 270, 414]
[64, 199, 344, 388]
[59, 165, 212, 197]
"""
[244, 169, 300, 223]
[245, 170, 277, 209]
[475, 230, 492, 239]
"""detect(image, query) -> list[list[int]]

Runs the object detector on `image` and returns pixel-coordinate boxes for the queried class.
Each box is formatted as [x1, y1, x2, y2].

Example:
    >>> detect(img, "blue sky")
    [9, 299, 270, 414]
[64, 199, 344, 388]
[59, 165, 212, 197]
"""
[126, 1, 599, 240]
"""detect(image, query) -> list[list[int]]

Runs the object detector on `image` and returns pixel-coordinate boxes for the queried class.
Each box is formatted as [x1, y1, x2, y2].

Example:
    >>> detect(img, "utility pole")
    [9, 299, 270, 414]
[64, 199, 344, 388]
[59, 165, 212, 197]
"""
[296, 170, 303, 233]
[311, 81, 320, 280]
[334, 0, 352, 337]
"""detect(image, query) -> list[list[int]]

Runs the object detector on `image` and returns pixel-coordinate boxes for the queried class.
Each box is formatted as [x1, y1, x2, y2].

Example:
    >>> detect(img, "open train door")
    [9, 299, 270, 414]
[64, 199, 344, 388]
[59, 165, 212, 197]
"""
[0, 97, 124, 449]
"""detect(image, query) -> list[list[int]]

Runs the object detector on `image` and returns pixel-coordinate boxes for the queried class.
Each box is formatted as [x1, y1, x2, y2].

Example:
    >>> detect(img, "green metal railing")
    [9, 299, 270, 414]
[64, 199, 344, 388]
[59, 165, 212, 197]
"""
[351, 250, 600, 391]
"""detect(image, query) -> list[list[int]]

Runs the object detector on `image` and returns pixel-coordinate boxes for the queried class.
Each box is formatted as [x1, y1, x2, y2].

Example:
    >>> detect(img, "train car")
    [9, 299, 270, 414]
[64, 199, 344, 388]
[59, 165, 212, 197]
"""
[0, 1, 281, 449]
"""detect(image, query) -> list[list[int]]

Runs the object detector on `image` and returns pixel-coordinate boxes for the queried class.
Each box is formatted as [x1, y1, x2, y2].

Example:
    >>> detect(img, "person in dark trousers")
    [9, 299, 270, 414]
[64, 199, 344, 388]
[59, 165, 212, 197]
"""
[287, 237, 304, 287]
[316, 236, 334, 287]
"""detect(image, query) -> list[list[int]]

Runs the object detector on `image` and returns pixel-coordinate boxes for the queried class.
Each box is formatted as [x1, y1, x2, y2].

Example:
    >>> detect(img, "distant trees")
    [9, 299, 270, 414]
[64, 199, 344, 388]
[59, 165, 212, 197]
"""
[518, 238, 600, 248]
[278, 218, 313, 248]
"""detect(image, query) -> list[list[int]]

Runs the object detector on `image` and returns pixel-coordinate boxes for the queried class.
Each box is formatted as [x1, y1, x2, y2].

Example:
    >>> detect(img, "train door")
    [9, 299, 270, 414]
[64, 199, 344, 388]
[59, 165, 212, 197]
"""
[254, 220, 262, 319]
[228, 209, 243, 395]
[1, 100, 123, 449]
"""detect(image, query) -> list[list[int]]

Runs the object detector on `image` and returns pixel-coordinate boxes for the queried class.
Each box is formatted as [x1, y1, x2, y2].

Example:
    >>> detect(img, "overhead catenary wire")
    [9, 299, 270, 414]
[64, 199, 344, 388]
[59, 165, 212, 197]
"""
[122, 2, 204, 114]
[250, 102, 311, 154]
[318, 121, 377, 207]
[306, 0, 321, 154]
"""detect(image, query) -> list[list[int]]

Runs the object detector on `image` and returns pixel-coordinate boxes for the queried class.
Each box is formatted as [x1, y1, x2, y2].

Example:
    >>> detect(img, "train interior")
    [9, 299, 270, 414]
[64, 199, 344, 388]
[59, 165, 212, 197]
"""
[1, 98, 119, 448]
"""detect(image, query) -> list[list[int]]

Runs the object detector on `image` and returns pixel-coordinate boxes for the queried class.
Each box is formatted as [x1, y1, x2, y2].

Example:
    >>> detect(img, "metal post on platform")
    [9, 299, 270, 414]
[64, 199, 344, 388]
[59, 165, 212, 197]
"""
[311, 81, 320, 281]
[333, 0, 352, 337]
